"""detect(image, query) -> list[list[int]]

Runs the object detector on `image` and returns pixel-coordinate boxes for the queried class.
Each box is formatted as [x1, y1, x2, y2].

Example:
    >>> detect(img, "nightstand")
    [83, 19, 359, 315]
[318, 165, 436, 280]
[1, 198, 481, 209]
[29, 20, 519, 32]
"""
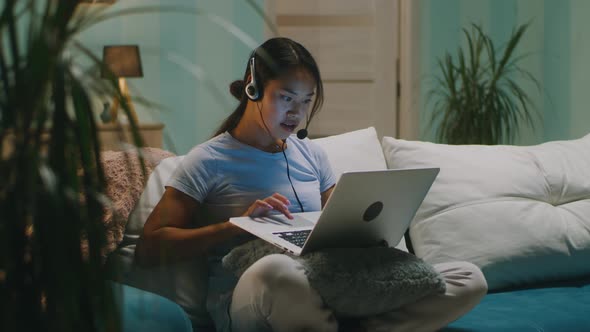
[97, 122, 164, 150]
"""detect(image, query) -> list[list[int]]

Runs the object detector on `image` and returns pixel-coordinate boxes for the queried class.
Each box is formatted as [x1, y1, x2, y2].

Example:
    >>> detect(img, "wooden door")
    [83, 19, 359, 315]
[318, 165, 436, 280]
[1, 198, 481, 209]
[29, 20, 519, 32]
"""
[268, 0, 399, 138]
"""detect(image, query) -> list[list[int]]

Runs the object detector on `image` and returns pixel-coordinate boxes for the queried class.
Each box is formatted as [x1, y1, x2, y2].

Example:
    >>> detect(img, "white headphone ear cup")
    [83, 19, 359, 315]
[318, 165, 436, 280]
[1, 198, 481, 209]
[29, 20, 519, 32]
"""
[245, 55, 260, 100]
[245, 82, 259, 100]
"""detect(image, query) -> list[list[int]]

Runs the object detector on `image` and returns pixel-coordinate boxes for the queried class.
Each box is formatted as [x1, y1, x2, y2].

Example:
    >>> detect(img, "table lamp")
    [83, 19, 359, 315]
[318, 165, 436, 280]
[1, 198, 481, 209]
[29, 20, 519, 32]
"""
[102, 45, 143, 124]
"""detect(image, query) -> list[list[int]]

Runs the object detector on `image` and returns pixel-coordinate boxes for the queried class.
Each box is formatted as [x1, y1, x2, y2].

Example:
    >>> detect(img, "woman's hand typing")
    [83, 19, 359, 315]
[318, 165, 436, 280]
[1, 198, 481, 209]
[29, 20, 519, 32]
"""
[242, 192, 294, 219]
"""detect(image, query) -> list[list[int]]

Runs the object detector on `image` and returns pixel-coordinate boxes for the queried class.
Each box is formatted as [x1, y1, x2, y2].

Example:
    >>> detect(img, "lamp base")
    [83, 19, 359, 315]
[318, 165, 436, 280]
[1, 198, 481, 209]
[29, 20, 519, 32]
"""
[108, 78, 138, 124]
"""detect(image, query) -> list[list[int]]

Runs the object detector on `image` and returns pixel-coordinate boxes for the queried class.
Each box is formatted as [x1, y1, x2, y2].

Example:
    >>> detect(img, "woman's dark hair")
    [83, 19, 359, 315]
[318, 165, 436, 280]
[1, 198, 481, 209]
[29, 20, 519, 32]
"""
[213, 37, 324, 137]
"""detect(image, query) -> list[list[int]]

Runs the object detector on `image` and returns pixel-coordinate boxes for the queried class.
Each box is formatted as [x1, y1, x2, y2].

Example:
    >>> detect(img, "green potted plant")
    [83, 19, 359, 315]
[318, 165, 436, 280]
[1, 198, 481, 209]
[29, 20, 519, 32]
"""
[426, 23, 541, 145]
[1, 1, 277, 331]
[0, 2, 143, 331]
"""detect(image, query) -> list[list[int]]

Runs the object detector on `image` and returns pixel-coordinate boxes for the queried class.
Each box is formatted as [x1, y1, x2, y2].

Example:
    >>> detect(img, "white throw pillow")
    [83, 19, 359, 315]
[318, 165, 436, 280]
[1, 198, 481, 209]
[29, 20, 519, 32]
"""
[381, 134, 590, 290]
[312, 127, 409, 251]
[124, 155, 186, 240]
[312, 127, 387, 180]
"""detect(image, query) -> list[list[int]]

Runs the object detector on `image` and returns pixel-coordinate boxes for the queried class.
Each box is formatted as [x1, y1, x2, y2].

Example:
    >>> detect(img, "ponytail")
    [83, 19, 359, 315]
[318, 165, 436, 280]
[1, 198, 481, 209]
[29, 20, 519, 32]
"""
[212, 80, 248, 137]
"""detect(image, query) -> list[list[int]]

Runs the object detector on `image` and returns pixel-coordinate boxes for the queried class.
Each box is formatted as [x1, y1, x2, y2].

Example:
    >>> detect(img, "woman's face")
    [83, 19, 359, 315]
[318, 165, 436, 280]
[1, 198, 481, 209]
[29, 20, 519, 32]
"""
[258, 69, 316, 140]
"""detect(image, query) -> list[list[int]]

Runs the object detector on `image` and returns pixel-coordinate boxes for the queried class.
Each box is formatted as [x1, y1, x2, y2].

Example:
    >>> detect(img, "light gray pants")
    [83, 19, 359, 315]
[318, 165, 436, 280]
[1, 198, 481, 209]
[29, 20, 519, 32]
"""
[230, 254, 487, 332]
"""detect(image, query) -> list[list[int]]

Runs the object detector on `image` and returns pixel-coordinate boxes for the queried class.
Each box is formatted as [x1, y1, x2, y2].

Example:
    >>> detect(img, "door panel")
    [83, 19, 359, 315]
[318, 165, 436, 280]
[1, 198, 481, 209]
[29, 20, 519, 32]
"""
[278, 27, 375, 80]
[310, 82, 374, 135]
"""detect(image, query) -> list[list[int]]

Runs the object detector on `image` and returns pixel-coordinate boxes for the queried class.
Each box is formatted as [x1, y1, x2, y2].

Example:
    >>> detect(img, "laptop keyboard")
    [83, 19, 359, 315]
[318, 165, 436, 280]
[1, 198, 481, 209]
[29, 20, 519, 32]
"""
[273, 230, 312, 248]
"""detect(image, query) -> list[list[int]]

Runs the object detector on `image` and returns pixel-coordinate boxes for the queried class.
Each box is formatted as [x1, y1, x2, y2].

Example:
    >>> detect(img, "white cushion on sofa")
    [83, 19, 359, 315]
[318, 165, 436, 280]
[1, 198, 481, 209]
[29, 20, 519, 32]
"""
[312, 127, 410, 251]
[312, 127, 387, 180]
[125, 155, 185, 238]
[381, 134, 590, 290]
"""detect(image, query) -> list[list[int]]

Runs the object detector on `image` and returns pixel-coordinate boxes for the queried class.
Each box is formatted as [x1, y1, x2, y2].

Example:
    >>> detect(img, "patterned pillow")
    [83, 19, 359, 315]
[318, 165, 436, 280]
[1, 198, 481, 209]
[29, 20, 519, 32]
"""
[98, 148, 175, 260]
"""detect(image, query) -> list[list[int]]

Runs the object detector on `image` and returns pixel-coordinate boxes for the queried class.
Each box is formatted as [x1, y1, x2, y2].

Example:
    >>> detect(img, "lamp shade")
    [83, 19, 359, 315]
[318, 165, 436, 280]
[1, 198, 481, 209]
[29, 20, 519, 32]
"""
[102, 45, 143, 78]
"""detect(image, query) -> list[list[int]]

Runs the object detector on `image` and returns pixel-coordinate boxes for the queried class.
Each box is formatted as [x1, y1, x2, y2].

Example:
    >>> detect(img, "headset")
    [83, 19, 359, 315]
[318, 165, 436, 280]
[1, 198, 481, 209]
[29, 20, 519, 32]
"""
[245, 54, 311, 139]
[245, 52, 313, 212]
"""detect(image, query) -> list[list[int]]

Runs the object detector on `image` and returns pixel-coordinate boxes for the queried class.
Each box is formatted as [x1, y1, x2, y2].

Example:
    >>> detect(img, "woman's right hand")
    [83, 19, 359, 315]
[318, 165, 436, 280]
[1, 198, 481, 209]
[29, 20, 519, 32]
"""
[242, 192, 293, 219]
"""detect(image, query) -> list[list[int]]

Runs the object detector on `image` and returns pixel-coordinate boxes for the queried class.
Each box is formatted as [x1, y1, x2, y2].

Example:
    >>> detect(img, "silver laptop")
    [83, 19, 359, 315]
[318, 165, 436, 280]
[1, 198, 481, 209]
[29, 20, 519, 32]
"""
[229, 168, 439, 256]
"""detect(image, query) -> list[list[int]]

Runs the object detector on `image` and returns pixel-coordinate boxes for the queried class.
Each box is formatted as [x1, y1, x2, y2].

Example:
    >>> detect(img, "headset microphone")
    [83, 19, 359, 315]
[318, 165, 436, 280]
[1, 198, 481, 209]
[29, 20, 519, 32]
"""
[296, 128, 308, 140]
[296, 112, 311, 139]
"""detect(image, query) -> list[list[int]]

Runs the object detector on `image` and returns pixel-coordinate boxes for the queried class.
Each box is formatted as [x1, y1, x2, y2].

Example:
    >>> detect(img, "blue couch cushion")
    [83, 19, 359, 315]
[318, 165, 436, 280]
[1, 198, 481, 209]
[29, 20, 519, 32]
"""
[443, 283, 590, 331]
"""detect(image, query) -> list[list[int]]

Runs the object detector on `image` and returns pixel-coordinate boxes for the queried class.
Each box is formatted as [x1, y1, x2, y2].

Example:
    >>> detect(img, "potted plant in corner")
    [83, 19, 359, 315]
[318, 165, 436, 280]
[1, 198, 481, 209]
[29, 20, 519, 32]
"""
[1, 1, 279, 331]
[426, 23, 541, 145]
[0, 2, 142, 331]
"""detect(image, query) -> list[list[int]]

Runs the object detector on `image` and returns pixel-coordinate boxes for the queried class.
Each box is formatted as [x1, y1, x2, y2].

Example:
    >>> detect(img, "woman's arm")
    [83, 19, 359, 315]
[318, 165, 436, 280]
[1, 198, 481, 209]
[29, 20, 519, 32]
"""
[135, 187, 294, 267]
[135, 187, 244, 267]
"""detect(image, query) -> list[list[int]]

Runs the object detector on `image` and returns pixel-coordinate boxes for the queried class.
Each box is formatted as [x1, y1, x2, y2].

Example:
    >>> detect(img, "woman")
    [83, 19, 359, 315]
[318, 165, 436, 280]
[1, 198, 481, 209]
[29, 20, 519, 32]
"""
[136, 37, 487, 332]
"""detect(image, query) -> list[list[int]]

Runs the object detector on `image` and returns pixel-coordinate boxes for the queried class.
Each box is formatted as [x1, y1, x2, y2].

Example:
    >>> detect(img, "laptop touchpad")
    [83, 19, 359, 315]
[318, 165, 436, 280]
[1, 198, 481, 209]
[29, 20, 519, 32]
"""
[254, 214, 315, 228]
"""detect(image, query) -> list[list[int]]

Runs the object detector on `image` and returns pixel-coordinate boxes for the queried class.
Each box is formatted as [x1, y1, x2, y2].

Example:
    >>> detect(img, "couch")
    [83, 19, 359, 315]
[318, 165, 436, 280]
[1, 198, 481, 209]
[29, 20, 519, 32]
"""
[105, 127, 590, 331]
